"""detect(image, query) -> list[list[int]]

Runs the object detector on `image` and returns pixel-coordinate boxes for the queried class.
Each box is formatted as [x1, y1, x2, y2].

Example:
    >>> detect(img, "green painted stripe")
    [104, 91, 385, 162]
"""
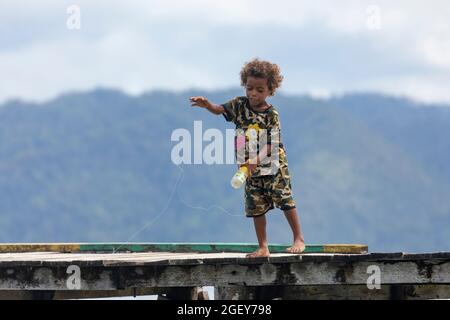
[79, 243, 330, 253]
[79, 243, 368, 254]
[0, 243, 368, 254]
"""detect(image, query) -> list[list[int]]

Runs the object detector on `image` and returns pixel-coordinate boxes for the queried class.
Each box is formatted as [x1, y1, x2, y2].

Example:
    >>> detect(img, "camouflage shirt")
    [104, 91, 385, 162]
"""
[221, 96, 289, 176]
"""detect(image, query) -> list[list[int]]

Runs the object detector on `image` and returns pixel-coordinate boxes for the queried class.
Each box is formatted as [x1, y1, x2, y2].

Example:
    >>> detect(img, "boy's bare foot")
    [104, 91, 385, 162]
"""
[246, 247, 270, 258]
[286, 240, 306, 254]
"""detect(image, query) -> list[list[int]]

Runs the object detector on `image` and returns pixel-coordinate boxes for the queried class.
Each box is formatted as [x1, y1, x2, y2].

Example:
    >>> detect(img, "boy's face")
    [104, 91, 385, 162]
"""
[245, 76, 270, 108]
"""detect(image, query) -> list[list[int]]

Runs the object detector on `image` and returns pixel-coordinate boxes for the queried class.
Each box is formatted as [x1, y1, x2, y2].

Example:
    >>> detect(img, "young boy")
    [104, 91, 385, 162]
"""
[189, 58, 305, 258]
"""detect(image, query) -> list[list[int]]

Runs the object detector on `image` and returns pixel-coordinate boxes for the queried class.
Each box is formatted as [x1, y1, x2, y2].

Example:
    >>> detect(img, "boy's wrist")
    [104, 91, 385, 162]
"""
[205, 101, 224, 115]
[205, 100, 214, 110]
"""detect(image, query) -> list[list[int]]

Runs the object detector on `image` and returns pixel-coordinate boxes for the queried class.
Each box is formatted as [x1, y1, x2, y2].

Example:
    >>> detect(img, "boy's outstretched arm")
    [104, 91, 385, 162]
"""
[189, 96, 224, 115]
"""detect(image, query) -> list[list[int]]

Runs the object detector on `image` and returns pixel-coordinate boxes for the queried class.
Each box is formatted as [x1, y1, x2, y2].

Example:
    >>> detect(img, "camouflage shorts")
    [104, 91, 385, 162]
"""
[245, 165, 296, 217]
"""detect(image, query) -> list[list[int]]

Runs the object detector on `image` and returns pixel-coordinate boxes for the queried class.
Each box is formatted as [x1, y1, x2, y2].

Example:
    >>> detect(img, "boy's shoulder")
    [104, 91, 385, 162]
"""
[232, 96, 279, 112]
[228, 96, 280, 122]
[233, 96, 249, 104]
[268, 105, 279, 115]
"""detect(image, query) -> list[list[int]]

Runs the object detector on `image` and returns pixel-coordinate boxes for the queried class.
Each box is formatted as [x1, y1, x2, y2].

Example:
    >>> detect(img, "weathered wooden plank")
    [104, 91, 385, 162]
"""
[0, 290, 55, 300]
[0, 287, 209, 300]
[0, 252, 194, 263]
[9, 284, 450, 300]
[125, 261, 450, 287]
[0, 244, 81, 253]
[0, 251, 291, 267]
[0, 243, 368, 254]
[323, 245, 368, 254]
[1, 251, 450, 268]
[2, 257, 449, 291]
[0, 288, 158, 300]
[215, 284, 450, 300]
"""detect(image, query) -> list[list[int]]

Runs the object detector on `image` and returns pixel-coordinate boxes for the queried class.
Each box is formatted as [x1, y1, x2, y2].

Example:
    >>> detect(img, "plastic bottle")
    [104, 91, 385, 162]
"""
[230, 166, 249, 189]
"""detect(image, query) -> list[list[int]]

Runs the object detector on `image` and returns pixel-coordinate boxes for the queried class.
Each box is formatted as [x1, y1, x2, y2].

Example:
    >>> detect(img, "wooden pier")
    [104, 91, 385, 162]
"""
[0, 243, 449, 300]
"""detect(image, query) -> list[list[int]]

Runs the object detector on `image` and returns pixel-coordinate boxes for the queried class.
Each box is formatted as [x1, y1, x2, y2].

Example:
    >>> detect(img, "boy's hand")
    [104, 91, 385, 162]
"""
[189, 96, 210, 108]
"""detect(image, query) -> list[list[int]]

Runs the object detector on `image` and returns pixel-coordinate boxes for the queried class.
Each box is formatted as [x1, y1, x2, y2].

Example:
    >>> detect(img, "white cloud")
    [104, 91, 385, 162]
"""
[420, 35, 450, 69]
[1, 0, 450, 104]
[0, 26, 225, 102]
[364, 74, 450, 105]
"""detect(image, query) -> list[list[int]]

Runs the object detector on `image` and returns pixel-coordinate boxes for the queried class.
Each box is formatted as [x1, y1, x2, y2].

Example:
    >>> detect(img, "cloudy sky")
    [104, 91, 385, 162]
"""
[2, 0, 450, 104]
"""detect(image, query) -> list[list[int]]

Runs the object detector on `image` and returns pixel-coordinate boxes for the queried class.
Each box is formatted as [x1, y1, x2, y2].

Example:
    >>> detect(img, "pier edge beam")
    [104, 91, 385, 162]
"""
[215, 284, 450, 300]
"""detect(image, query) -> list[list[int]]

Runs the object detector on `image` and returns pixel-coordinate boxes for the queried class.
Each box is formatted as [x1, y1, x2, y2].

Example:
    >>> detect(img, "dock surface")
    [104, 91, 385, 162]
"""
[0, 243, 449, 300]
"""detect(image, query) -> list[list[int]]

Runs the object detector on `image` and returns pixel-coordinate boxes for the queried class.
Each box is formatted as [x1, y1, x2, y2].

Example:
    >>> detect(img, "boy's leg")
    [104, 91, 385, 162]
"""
[246, 214, 270, 258]
[283, 208, 306, 253]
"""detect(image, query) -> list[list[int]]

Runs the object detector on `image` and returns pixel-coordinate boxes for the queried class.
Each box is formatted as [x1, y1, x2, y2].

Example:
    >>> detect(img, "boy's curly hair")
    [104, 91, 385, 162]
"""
[240, 58, 283, 96]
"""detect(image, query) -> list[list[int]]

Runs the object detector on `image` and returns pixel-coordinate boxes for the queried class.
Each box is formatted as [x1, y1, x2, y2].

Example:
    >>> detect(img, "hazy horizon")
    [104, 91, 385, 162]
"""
[2, 86, 450, 109]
